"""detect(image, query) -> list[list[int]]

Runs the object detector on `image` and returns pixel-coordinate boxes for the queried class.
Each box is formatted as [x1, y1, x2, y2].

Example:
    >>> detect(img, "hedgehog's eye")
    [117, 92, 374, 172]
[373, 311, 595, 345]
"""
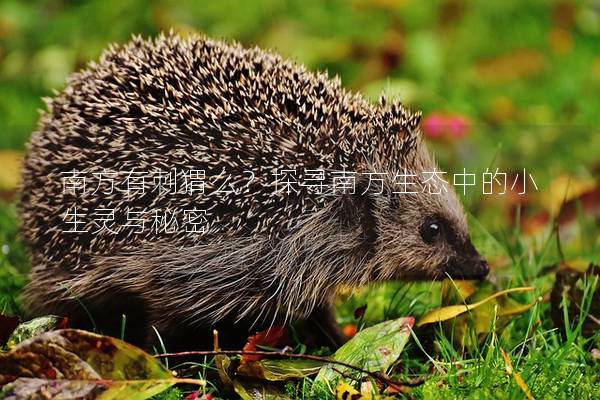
[420, 221, 441, 244]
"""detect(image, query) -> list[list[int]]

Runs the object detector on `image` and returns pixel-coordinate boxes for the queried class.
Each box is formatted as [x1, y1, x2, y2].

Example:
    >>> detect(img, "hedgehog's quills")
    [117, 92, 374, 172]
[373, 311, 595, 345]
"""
[19, 33, 488, 350]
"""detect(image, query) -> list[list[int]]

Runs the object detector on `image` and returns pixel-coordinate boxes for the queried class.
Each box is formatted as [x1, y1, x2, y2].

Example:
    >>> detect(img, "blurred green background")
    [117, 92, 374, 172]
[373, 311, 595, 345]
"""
[0, 0, 599, 298]
[1, 0, 599, 180]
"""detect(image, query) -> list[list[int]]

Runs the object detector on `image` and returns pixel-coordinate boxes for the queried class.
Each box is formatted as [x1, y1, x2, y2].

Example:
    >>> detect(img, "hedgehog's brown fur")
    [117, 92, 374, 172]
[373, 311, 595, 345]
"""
[20, 33, 488, 349]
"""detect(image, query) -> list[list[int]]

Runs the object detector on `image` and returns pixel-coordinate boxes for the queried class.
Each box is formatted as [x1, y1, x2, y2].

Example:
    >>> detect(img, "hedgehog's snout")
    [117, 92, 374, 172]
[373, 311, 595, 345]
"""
[442, 255, 489, 280]
[469, 256, 490, 280]
[442, 239, 490, 281]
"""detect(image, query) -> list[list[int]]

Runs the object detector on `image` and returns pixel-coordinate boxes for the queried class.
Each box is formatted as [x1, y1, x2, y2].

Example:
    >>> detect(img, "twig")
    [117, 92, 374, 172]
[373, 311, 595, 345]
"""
[155, 349, 422, 388]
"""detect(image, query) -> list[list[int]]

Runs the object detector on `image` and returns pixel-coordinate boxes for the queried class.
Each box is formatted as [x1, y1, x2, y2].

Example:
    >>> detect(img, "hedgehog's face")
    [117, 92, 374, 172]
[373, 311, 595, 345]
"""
[364, 143, 488, 282]
[370, 186, 489, 282]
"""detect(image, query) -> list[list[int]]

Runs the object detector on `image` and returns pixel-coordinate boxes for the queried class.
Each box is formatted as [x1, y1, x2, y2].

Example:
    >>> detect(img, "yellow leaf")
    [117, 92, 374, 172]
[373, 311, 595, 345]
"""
[541, 174, 596, 215]
[334, 381, 395, 400]
[0, 150, 22, 191]
[561, 259, 592, 273]
[500, 347, 513, 373]
[500, 348, 535, 400]
[497, 297, 538, 318]
[442, 280, 477, 304]
[335, 381, 360, 400]
[417, 287, 535, 327]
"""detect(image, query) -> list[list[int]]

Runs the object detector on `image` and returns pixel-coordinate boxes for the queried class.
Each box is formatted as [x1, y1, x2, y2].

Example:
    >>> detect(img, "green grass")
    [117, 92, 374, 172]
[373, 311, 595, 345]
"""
[0, 202, 28, 316]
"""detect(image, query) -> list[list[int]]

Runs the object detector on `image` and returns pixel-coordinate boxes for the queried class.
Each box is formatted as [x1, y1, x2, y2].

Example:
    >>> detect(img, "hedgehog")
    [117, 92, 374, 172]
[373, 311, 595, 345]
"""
[19, 33, 488, 350]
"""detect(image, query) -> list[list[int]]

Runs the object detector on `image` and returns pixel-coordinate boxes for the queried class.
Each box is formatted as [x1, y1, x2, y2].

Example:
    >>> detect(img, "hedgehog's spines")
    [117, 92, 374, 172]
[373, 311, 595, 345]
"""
[19, 33, 448, 348]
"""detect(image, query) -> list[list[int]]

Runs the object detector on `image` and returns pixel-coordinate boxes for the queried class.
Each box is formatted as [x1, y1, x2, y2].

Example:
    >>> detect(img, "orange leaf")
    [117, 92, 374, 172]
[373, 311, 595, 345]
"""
[241, 325, 289, 364]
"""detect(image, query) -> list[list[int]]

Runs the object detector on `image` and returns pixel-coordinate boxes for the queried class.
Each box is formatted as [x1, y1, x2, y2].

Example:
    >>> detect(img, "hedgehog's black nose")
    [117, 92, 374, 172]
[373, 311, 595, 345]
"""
[442, 256, 489, 280]
[473, 256, 490, 280]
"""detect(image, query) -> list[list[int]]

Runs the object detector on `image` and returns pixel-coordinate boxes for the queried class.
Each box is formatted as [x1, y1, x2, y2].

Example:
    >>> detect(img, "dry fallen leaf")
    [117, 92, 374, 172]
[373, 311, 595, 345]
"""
[417, 287, 535, 327]
[241, 325, 289, 364]
[0, 329, 204, 399]
[500, 348, 535, 400]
